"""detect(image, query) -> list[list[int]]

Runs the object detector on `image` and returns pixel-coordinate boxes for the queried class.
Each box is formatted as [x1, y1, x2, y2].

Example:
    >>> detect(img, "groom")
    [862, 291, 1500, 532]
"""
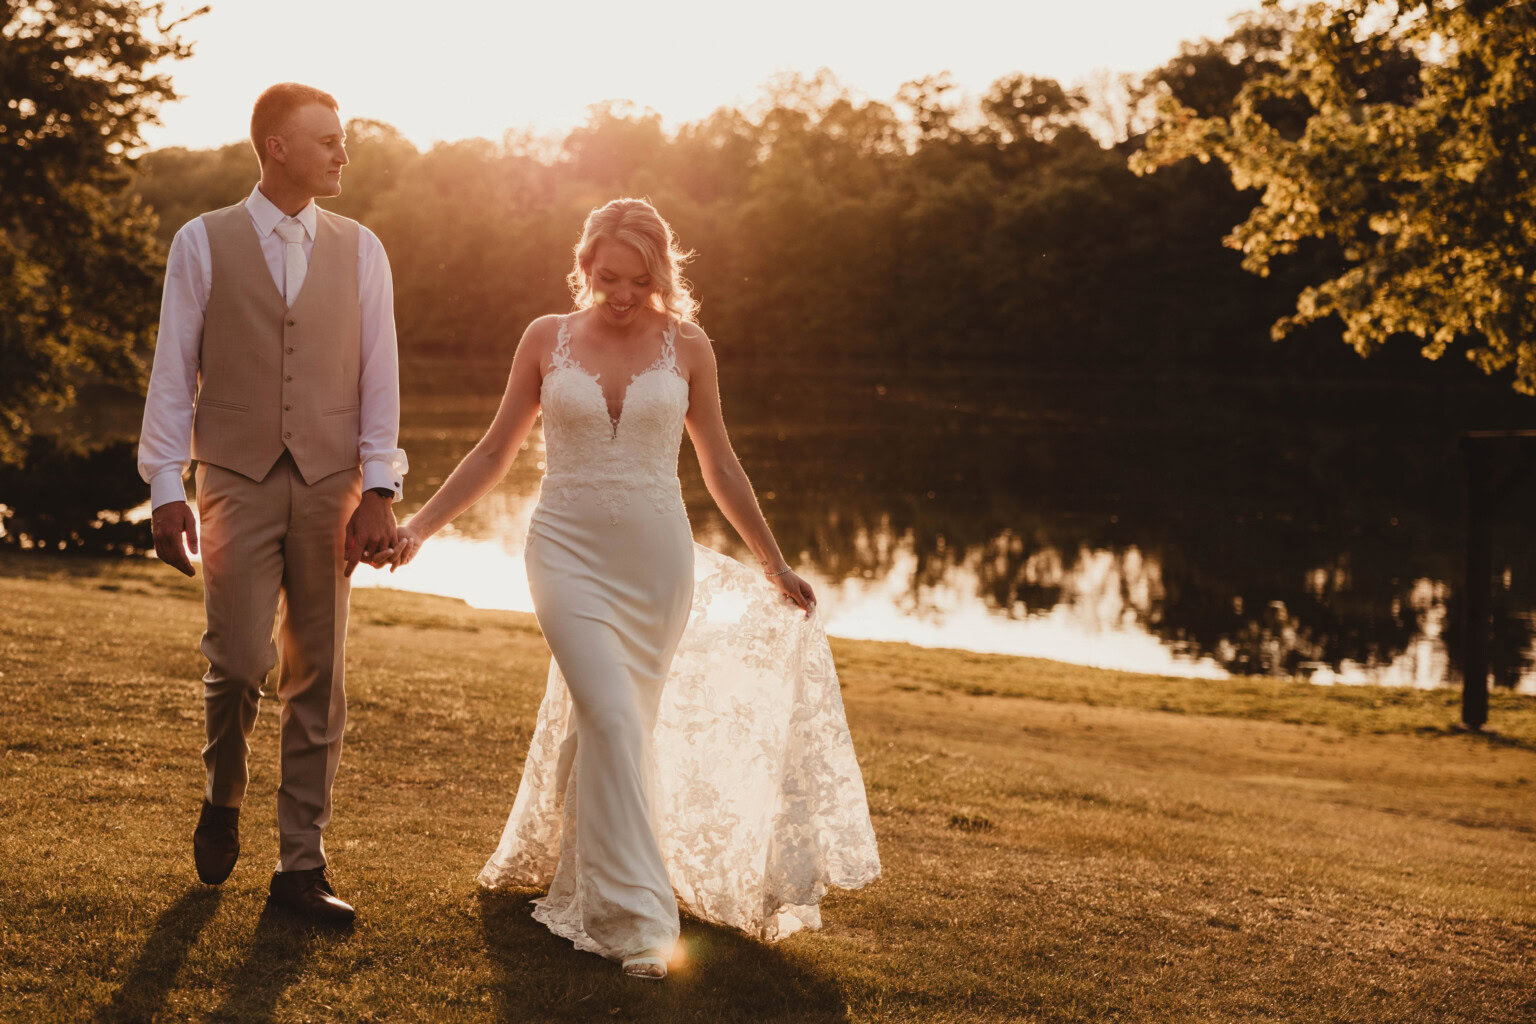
[138, 83, 407, 924]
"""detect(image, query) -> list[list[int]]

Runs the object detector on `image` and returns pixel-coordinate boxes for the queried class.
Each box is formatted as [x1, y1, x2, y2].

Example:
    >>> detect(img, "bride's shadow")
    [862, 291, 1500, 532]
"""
[476, 890, 850, 1023]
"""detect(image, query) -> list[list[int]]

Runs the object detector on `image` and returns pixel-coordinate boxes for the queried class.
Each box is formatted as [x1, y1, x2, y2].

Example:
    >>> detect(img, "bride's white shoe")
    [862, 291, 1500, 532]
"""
[621, 954, 668, 980]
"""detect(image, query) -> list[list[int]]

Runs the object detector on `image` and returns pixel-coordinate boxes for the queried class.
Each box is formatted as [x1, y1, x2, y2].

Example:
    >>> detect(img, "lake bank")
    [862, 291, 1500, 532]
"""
[3, 551, 1534, 1022]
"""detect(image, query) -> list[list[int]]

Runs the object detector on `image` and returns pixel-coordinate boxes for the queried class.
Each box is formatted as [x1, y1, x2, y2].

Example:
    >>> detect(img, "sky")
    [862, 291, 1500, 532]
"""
[141, 0, 1262, 152]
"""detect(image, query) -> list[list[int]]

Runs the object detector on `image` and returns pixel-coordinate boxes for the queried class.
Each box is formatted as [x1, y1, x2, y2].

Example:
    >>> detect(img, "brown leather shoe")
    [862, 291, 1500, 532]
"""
[193, 801, 240, 885]
[268, 867, 356, 925]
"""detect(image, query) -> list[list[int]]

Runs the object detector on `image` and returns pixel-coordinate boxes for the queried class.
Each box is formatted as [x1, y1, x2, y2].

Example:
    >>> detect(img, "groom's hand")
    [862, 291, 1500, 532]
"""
[150, 500, 199, 577]
[344, 490, 398, 577]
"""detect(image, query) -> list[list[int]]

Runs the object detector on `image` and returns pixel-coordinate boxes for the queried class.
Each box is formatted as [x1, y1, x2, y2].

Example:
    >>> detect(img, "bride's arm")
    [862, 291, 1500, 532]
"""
[680, 323, 816, 616]
[390, 317, 551, 563]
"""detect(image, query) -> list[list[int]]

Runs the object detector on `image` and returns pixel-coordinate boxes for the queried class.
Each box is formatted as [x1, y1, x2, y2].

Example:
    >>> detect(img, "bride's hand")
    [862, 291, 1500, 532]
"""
[389, 521, 425, 572]
[768, 569, 816, 619]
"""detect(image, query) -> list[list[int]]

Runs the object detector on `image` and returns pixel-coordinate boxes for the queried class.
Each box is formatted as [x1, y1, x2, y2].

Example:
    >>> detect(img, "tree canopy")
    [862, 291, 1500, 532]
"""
[0, 0, 199, 466]
[1135, 0, 1536, 391]
[133, 65, 1343, 385]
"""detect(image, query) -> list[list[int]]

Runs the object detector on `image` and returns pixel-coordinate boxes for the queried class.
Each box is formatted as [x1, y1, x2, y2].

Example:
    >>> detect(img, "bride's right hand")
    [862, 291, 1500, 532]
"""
[389, 521, 425, 571]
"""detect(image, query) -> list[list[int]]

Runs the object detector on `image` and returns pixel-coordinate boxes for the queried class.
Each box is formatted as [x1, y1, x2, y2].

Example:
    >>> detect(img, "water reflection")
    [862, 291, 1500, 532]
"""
[353, 489, 1536, 693]
[365, 370, 1536, 693]
[109, 368, 1536, 694]
[145, 470, 1534, 692]
[352, 504, 1233, 678]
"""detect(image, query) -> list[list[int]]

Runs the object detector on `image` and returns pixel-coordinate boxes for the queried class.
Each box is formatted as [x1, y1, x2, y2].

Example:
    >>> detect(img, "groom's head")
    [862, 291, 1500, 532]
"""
[251, 83, 348, 199]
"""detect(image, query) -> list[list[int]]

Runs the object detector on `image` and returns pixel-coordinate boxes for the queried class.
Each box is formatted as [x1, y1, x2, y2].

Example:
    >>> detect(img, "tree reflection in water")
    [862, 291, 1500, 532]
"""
[357, 365, 1536, 691]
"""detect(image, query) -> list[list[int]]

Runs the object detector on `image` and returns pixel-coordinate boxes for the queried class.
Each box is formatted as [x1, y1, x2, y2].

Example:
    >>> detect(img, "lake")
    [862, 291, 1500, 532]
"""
[319, 363, 1536, 692]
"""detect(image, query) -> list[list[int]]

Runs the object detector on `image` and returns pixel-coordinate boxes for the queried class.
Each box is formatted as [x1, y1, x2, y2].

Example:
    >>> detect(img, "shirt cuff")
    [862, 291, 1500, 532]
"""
[361, 459, 404, 500]
[149, 468, 189, 510]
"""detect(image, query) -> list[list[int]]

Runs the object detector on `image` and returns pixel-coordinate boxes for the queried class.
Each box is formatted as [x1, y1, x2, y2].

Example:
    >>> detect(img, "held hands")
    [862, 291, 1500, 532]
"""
[387, 520, 424, 572]
[767, 567, 817, 619]
[344, 490, 399, 577]
[150, 500, 199, 577]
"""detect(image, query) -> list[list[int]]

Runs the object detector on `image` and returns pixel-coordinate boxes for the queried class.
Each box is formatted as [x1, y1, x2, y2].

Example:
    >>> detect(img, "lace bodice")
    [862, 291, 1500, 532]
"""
[538, 315, 690, 522]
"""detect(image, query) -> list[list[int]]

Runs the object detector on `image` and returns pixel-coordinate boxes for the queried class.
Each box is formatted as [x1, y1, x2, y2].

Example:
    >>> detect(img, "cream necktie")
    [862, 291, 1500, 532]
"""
[272, 218, 308, 306]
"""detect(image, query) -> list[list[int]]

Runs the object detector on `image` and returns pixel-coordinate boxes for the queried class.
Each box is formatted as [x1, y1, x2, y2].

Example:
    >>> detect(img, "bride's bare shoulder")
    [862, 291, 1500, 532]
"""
[674, 319, 713, 355]
[515, 314, 568, 363]
[524, 313, 567, 342]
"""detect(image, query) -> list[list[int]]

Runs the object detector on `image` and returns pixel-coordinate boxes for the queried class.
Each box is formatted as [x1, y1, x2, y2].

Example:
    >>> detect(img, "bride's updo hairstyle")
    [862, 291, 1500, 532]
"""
[567, 198, 699, 323]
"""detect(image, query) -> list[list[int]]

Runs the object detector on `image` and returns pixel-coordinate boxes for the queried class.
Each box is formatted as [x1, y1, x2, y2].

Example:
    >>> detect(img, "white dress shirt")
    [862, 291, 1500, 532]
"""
[138, 184, 408, 509]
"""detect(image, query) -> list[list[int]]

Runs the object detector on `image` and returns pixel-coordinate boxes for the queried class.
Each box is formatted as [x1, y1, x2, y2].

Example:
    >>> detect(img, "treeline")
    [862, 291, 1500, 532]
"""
[129, 26, 1412, 389]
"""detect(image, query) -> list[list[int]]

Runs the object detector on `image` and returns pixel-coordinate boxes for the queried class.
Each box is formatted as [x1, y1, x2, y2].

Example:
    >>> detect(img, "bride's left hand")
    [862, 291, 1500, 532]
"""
[769, 570, 816, 619]
[388, 521, 425, 572]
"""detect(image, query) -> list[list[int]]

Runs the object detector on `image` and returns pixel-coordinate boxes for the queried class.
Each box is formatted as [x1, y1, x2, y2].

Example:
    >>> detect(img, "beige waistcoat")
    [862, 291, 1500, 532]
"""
[190, 201, 362, 485]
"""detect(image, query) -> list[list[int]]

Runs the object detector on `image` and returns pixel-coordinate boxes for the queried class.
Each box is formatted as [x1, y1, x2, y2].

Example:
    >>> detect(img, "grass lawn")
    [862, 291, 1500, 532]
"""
[2, 551, 1533, 1023]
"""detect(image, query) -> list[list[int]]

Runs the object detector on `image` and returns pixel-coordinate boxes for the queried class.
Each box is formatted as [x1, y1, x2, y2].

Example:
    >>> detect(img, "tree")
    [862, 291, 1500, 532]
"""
[562, 101, 666, 191]
[0, 0, 201, 465]
[1134, 0, 1536, 391]
[131, 141, 251, 245]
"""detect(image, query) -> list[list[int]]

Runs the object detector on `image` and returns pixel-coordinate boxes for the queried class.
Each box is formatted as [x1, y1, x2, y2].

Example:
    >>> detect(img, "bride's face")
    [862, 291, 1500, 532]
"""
[589, 239, 653, 328]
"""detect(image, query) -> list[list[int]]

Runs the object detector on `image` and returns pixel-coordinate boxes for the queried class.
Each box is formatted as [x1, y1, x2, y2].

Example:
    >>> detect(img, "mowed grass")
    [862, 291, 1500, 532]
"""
[2, 552, 1534, 1024]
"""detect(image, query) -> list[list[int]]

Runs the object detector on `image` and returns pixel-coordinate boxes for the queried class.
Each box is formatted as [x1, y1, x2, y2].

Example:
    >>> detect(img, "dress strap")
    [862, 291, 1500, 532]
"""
[552, 314, 574, 369]
[660, 319, 678, 371]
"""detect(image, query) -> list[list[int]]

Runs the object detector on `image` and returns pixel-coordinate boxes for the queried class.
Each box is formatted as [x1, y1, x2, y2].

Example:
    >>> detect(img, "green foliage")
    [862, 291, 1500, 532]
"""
[131, 67, 1315, 381]
[1135, 0, 1536, 392]
[0, 0, 200, 465]
[131, 140, 252, 245]
[125, 49, 1530, 400]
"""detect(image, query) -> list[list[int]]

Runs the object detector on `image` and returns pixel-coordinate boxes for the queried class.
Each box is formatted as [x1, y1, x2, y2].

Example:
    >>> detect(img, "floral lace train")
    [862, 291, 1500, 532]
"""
[477, 542, 881, 945]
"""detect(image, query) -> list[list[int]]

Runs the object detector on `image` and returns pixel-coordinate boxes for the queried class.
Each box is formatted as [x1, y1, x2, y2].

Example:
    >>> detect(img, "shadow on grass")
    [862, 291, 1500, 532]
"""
[205, 900, 350, 1024]
[1415, 723, 1536, 753]
[477, 890, 850, 1024]
[93, 887, 223, 1024]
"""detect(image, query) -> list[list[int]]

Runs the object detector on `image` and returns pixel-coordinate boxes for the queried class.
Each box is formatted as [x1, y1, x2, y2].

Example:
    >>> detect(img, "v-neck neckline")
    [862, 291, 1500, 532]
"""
[554, 315, 677, 436]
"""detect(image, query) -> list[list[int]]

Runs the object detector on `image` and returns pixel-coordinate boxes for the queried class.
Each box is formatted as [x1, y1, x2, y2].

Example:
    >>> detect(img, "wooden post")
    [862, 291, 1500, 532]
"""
[1462, 438, 1491, 731]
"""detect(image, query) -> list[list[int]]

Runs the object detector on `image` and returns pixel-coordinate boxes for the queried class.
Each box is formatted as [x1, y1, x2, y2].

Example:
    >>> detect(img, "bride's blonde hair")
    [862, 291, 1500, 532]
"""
[567, 198, 699, 323]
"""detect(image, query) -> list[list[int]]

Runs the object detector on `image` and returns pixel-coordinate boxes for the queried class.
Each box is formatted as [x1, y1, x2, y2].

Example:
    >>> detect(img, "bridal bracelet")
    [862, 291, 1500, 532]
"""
[764, 566, 793, 578]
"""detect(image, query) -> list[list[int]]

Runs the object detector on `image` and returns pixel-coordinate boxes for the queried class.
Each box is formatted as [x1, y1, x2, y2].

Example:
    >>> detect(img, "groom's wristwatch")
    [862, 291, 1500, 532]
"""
[366, 487, 396, 501]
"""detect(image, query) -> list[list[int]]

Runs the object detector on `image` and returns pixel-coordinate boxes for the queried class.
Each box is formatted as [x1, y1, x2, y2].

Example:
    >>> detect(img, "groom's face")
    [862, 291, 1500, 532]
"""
[277, 103, 349, 198]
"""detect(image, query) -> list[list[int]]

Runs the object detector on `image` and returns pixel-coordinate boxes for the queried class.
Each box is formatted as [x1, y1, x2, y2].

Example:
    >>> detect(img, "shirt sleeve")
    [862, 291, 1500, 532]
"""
[137, 220, 209, 509]
[356, 225, 408, 498]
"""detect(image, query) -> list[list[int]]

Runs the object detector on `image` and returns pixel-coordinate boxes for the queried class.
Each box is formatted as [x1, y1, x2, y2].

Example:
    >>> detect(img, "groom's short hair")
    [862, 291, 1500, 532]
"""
[251, 83, 340, 164]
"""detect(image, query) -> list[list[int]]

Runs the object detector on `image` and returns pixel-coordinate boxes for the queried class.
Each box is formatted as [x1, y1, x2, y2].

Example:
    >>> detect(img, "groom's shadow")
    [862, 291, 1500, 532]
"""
[203, 898, 348, 1023]
[93, 887, 222, 1023]
[476, 890, 850, 1023]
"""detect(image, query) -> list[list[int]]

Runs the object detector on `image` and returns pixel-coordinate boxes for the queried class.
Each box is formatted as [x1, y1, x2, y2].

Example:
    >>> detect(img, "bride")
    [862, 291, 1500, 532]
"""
[390, 198, 879, 979]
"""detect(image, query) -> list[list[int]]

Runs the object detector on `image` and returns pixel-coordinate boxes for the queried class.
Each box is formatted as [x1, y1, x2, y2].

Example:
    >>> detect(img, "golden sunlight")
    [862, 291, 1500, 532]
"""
[146, 0, 1260, 150]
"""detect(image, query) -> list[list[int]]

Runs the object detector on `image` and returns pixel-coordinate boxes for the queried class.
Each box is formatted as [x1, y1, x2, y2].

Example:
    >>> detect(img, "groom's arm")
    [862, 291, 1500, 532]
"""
[355, 225, 406, 500]
[346, 226, 406, 575]
[139, 220, 210, 576]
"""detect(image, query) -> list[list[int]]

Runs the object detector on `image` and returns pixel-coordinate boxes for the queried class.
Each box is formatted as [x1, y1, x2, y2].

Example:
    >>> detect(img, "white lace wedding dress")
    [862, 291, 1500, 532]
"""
[477, 315, 880, 960]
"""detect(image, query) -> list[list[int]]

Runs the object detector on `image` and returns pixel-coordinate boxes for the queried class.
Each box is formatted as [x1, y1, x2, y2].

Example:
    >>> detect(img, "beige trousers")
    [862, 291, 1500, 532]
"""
[195, 451, 360, 872]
